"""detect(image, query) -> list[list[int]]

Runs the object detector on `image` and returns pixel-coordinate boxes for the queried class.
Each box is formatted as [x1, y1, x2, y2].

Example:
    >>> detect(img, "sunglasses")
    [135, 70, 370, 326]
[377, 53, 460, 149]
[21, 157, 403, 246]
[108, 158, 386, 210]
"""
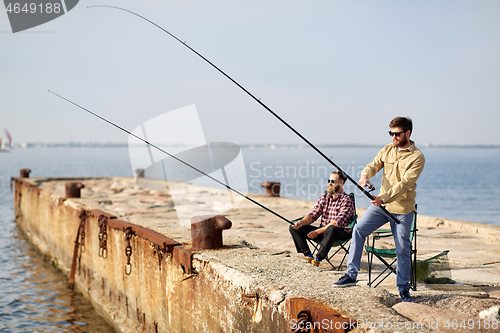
[388, 130, 407, 137]
[328, 179, 335, 184]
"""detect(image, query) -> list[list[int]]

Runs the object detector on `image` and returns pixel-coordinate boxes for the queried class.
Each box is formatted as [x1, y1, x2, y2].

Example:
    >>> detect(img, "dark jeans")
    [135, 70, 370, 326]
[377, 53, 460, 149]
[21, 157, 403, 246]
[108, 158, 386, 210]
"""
[289, 224, 350, 261]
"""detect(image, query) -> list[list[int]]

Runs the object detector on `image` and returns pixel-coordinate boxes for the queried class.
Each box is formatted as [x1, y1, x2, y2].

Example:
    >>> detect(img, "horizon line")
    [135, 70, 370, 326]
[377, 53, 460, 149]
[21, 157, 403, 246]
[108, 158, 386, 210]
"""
[13, 142, 500, 149]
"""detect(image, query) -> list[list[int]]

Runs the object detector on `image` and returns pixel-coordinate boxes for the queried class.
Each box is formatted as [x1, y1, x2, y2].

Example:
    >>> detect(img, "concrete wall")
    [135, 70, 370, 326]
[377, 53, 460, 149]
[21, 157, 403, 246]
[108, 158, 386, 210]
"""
[13, 178, 293, 333]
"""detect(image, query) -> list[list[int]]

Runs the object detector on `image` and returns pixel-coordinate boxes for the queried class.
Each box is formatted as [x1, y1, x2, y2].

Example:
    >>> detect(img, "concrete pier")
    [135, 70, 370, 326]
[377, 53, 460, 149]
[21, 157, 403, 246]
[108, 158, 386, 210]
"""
[13, 176, 500, 332]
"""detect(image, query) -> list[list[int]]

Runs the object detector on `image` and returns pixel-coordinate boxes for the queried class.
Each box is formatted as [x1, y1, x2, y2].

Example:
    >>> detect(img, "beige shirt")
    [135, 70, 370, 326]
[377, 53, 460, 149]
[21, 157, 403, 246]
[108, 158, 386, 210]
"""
[361, 141, 425, 214]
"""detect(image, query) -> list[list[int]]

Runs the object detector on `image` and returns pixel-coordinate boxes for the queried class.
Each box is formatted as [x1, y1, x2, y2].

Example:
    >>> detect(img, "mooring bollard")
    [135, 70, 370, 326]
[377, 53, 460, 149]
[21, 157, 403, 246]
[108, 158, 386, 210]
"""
[191, 215, 232, 250]
[20, 169, 31, 178]
[65, 182, 85, 198]
[261, 181, 281, 197]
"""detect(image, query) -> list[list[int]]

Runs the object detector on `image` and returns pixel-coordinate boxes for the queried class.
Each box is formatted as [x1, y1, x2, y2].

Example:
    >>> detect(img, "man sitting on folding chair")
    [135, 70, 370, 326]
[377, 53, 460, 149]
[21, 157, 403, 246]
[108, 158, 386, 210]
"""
[333, 117, 425, 303]
[289, 171, 355, 267]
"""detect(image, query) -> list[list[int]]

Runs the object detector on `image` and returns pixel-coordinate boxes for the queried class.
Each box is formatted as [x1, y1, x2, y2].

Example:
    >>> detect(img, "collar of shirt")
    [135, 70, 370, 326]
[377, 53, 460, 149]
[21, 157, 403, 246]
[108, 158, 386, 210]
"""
[395, 141, 415, 152]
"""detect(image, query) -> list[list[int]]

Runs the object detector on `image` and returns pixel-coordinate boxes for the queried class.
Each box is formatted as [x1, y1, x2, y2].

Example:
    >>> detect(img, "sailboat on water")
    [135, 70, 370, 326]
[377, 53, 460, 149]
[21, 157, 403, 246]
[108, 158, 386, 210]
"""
[0, 129, 12, 152]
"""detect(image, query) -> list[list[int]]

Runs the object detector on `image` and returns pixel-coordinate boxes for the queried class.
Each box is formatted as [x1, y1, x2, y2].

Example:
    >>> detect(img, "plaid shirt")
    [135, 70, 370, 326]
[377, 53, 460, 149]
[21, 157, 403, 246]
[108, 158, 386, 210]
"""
[308, 190, 355, 229]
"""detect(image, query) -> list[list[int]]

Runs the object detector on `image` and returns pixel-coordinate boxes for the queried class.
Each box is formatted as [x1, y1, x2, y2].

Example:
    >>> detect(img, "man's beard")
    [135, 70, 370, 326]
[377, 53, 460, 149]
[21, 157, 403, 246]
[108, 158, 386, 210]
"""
[396, 135, 409, 148]
[328, 184, 341, 195]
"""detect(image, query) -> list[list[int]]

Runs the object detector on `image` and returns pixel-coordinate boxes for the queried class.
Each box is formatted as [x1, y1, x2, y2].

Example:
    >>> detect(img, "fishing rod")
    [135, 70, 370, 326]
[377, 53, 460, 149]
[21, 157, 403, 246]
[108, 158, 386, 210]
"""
[87, 6, 400, 225]
[48, 90, 298, 227]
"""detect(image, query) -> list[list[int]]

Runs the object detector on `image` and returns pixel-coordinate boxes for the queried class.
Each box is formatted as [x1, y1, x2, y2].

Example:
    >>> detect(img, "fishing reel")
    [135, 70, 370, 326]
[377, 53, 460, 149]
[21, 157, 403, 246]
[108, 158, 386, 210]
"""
[365, 184, 376, 192]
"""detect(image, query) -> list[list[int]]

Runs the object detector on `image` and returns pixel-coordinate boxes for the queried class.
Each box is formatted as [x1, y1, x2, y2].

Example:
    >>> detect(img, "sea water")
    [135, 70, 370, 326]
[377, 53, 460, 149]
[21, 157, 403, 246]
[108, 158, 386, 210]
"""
[240, 146, 500, 225]
[0, 146, 499, 330]
[0, 148, 122, 332]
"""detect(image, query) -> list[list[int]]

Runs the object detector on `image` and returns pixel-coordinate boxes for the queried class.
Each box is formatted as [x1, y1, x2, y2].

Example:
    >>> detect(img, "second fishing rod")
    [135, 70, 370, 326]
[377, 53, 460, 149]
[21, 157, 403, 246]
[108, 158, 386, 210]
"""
[48, 90, 301, 228]
[87, 5, 400, 225]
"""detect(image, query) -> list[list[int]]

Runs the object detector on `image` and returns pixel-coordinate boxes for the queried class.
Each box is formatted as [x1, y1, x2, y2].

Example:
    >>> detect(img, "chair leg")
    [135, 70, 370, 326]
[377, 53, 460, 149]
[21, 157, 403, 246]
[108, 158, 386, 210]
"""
[307, 239, 320, 257]
[326, 246, 343, 268]
[367, 236, 374, 287]
[369, 252, 417, 290]
[368, 209, 418, 290]
[371, 257, 397, 288]
[327, 246, 343, 260]
[325, 240, 350, 271]
[337, 244, 350, 271]
[412, 211, 418, 291]
[367, 252, 371, 286]
[324, 258, 336, 270]
[306, 238, 353, 271]
[308, 239, 337, 269]
[411, 248, 417, 291]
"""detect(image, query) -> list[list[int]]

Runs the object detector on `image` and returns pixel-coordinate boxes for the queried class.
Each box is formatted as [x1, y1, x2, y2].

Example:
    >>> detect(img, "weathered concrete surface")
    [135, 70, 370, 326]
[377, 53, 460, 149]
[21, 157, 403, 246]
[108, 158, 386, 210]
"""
[14, 178, 291, 333]
[13, 176, 500, 332]
[392, 302, 490, 333]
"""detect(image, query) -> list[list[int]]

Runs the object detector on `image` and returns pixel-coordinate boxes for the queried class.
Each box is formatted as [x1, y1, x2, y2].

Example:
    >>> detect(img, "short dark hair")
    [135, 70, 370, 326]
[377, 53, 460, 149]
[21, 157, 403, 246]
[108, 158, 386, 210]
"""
[389, 117, 413, 133]
[332, 170, 347, 183]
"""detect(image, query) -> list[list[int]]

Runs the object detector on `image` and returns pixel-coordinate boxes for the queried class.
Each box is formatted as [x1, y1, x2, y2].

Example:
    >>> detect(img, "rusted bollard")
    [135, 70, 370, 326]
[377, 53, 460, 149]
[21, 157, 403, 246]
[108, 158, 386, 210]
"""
[261, 181, 281, 197]
[65, 182, 85, 198]
[20, 169, 31, 178]
[191, 215, 232, 250]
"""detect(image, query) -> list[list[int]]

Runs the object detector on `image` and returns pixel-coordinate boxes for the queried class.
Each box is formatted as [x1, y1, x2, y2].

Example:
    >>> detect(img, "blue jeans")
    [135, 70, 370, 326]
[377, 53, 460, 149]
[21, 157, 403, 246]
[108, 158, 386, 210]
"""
[345, 204, 414, 292]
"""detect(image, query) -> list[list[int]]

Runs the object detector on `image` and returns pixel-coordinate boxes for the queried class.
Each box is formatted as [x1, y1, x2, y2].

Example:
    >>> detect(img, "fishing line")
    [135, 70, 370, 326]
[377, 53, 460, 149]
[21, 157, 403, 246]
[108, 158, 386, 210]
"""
[48, 90, 295, 226]
[87, 5, 400, 224]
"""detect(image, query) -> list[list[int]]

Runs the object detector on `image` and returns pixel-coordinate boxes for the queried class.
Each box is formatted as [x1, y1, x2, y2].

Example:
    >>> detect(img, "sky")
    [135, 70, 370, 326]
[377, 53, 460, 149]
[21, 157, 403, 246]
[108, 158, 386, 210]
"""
[1, 0, 500, 146]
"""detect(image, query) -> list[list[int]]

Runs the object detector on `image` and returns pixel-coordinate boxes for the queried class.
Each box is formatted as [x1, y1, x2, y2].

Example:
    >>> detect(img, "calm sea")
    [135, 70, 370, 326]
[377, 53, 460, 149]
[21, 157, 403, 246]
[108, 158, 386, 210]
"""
[0, 146, 499, 330]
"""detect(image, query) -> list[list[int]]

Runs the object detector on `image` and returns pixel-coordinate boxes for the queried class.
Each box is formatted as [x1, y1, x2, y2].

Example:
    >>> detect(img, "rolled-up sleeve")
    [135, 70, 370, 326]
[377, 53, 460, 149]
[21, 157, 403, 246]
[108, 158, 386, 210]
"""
[361, 146, 386, 178]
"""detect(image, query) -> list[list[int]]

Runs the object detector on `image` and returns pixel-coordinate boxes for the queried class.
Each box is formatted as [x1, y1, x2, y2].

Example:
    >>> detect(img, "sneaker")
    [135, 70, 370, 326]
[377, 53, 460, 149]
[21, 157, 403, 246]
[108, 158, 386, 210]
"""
[312, 259, 320, 267]
[332, 275, 357, 288]
[399, 290, 413, 302]
[304, 255, 314, 263]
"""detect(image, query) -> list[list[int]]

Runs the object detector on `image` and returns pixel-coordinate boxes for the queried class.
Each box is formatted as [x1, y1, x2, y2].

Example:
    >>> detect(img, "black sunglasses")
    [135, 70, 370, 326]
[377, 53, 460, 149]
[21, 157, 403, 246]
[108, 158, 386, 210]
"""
[388, 130, 407, 137]
[328, 179, 335, 184]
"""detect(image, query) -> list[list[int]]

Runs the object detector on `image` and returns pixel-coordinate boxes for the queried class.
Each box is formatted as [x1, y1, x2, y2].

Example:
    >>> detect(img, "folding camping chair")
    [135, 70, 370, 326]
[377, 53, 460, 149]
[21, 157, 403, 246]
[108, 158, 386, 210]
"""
[291, 193, 357, 270]
[365, 204, 418, 290]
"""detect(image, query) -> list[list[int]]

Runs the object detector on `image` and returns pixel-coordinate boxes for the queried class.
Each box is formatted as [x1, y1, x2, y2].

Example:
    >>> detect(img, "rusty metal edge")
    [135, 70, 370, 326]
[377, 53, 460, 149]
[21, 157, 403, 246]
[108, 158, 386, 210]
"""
[173, 246, 193, 274]
[12, 177, 119, 191]
[13, 178, 183, 250]
[86, 209, 181, 253]
[13, 178, 40, 195]
[87, 210, 193, 274]
[13, 178, 34, 187]
[15, 177, 195, 276]
[285, 297, 356, 332]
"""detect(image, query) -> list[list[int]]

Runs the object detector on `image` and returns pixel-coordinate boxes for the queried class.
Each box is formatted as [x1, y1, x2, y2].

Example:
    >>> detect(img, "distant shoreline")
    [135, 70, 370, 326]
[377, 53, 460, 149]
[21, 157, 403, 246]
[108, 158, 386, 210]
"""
[16, 142, 500, 149]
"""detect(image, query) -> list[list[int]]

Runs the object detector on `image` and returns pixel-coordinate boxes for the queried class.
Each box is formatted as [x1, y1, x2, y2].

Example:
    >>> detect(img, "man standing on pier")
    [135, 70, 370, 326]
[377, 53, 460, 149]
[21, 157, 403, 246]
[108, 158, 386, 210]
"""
[332, 117, 425, 303]
[289, 171, 355, 267]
